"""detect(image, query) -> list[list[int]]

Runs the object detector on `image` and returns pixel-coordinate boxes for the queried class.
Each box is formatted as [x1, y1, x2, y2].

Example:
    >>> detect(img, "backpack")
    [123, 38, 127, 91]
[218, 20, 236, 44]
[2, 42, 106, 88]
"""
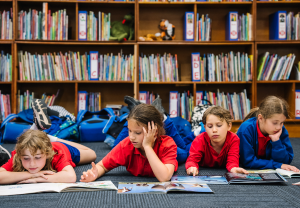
[191, 100, 213, 131]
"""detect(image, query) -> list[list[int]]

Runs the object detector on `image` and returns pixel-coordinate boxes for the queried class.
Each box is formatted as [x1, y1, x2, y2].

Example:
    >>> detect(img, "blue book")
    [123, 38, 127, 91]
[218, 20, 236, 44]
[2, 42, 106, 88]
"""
[78, 11, 87, 41]
[139, 91, 147, 104]
[184, 12, 194, 41]
[269, 11, 287, 40]
[226, 12, 238, 41]
[191, 52, 201, 81]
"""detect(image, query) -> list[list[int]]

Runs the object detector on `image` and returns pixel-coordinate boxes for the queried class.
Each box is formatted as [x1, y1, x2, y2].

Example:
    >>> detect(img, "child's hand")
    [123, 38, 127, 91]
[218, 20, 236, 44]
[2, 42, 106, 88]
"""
[281, 164, 300, 172]
[230, 167, 249, 174]
[17, 177, 44, 184]
[142, 121, 157, 149]
[80, 162, 99, 182]
[187, 167, 199, 176]
[269, 128, 282, 142]
[32, 170, 55, 180]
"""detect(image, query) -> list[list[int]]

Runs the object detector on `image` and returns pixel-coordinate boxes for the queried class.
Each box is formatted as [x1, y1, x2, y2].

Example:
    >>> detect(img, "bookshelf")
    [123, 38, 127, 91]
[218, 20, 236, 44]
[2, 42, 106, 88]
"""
[0, 0, 300, 136]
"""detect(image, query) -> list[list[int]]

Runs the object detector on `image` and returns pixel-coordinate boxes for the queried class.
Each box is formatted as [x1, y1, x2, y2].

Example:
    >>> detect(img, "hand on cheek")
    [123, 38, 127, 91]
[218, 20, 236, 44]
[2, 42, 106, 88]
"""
[142, 121, 157, 148]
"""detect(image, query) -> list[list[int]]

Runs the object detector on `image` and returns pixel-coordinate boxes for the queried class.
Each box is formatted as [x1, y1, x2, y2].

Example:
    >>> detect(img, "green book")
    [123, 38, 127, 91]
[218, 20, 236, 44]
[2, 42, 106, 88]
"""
[257, 52, 269, 80]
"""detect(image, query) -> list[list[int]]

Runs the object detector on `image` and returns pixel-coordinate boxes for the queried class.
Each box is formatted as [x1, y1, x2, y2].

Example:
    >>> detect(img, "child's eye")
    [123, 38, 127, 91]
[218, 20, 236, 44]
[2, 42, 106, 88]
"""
[217, 125, 222, 127]
[35, 157, 41, 160]
[135, 132, 141, 135]
[23, 158, 29, 161]
[207, 126, 212, 128]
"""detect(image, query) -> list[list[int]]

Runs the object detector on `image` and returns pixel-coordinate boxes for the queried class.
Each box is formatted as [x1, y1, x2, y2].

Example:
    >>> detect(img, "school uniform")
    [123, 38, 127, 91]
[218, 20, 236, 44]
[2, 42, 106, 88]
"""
[185, 131, 240, 172]
[1, 142, 79, 172]
[237, 117, 293, 169]
[102, 135, 178, 177]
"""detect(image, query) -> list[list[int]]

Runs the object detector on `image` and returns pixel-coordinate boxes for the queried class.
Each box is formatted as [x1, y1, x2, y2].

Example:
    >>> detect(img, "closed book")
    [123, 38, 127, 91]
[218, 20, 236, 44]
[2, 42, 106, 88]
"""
[226, 12, 238, 41]
[89, 51, 98, 80]
[169, 91, 178, 118]
[139, 91, 147, 104]
[78, 11, 87, 41]
[184, 12, 194, 41]
[269, 11, 287, 40]
[191, 52, 200, 81]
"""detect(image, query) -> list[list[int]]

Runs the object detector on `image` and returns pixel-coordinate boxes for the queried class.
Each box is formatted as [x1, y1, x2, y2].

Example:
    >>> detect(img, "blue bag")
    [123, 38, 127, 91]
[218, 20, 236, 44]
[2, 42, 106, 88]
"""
[77, 108, 115, 142]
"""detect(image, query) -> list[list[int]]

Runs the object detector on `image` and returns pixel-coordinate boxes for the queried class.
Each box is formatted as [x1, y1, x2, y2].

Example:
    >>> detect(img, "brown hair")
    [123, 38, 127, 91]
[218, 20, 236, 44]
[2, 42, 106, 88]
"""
[202, 106, 233, 125]
[243, 96, 289, 122]
[13, 130, 56, 172]
[127, 104, 165, 138]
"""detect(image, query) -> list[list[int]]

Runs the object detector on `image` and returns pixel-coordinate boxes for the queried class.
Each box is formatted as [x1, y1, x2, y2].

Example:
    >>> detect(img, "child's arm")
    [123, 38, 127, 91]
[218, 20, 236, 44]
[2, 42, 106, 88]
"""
[143, 122, 176, 182]
[17, 165, 76, 184]
[185, 136, 204, 175]
[80, 161, 108, 182]
[0, 167, 54, 185]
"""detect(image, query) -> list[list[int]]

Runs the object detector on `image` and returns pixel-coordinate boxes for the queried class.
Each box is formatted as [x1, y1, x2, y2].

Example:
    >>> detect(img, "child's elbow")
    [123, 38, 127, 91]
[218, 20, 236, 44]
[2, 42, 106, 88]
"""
[66, 172, 77, 183]
[157, 175, 172, 182]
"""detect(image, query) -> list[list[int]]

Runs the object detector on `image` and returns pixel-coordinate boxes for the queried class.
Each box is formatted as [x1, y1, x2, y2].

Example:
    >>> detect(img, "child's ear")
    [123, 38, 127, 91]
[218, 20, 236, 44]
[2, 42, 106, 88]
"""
[227, 122, 232, 131]
[257, 114, 263, 122]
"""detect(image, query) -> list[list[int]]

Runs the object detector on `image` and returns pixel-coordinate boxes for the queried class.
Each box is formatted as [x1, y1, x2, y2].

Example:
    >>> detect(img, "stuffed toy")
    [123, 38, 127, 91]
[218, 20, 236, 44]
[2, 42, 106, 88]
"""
[109, 13, 134, 42]
[157, 19, 175, 40]
[138, 34, 162, 41]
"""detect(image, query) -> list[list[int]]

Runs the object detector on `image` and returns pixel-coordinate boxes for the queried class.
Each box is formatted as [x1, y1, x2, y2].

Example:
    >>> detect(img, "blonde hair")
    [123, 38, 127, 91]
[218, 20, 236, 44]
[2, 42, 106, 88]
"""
[202, 106, 233, 125]
[127, 104, 165, 138]
[13, 130, 56, 172]
[243, 96, 289, 122]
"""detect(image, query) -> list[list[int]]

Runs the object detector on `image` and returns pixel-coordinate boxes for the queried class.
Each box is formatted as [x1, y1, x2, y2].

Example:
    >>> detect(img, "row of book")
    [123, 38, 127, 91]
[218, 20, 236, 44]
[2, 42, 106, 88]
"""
[18, 3, 69, 40]
[78, 11, 111, 41]
[1, 10, 13, 40]
[192, 51, 253, 82]
[257, 52, 296, 81]
[0, 91, 11, 122]
[226, 12, 252, 41]
[196, 14, 211, 41]
[286, 11, 300, 40]
[0, 52, 12, 82]
[78, 91, 101, 112]
[139, 0, 252, 1]
[169, 91, 194, 121]
[196, 89, 250, 120]
[139, 91, 160, 105]
[78, 0, 134, 1]
[18, 50, 134, 81]
[139, 53, 179, 82]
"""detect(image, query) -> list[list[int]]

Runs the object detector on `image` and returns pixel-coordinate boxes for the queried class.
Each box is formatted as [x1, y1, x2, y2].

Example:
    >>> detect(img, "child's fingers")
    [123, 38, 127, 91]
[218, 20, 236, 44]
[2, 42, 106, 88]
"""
[91, 162, 96, 169]
[43, 171, 55, 175]
[40, 174, 48, 180]
[88, 169, 96, 178]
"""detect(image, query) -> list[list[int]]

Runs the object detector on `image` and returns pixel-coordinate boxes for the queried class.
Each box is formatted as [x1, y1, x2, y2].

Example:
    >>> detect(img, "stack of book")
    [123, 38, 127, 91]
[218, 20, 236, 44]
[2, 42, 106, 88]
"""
[191, 52, 253, 82]
[257, 52, 296, 81]
[41, 90, 59, 106]
[139, 91, 160, 104]
[197, 89, 250, 120]
[1, 9, 13, 40]
[238, 13, 252, 41]
[169, 91, 193, 121]
[0, 51, 12, 82]
[287, 12, 300, 40]
[18, 3, 69, 40]
[0, 91, 11, 122]
[196, 14, 211, 41]
[78, 11, 110, 41]
[17, 90, 34, 112]
[78, 91, 101, 112]
[139, 53, 179, 82]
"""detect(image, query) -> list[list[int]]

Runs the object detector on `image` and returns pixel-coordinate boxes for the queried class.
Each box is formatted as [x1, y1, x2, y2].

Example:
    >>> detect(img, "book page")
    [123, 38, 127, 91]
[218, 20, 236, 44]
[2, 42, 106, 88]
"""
[171, 175, 228, 185]
[117, 182, 166, 194]
[0, 183, 62, 196]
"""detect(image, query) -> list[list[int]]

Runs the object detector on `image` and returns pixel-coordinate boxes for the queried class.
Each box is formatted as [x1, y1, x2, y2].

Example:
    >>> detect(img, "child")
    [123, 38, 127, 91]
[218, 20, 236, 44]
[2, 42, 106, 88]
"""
[186, 106, 248, 176]
[112, 96, 204, 164]
[237, 96, 299, 172]
[80, 104, 178, 182]
[0, 99, 97, 184]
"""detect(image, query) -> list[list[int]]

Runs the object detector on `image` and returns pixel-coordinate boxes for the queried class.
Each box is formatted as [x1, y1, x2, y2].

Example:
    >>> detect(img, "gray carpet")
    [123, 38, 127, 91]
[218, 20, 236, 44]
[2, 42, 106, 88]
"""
[2, 138, 300, 208]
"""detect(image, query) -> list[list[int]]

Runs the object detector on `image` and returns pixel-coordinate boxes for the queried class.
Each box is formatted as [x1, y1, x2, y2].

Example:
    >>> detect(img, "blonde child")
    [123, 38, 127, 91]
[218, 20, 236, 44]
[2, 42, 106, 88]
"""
[80, 104, 178, 182]
[186, 106, 248, 176]
[237, 96, 299, 172]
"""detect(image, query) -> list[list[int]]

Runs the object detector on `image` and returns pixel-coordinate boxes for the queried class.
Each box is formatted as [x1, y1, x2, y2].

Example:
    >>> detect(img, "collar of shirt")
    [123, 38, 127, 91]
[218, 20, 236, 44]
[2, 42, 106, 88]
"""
[256, 121, 271, 142]
[203, 132, 229, 156]
[133, 137, 162, 157]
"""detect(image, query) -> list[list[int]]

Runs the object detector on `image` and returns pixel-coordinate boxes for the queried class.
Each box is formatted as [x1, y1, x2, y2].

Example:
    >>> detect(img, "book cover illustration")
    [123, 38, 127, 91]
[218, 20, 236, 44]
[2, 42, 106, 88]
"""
[117, 182, 213, 194]
[225, 173, 287, 184]
[171, 175, 228, 185]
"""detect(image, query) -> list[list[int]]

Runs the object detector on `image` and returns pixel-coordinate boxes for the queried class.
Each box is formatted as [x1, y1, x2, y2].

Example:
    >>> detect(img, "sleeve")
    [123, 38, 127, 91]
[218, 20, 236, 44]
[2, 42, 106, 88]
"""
[163, 116, 186, 149]
[113, 124, 129, 148]
[270, 126, 293, 165]
[226, 135, 240, 172]
[182, 132, 196, 146]
[238, 128, 281, 169]
[52, 152, 73, 172]
[1, 152, 15, 171]
[160, 139, 178, 171]
[185, 137, 204, 170]
[102, 139, 128, 171]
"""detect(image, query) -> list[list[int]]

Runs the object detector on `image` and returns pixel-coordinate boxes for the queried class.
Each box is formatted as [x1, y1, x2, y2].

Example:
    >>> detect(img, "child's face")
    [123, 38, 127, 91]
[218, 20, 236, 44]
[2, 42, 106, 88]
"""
[21, 149, 47, 174]
[128, 119, 145, 149]
[258, 113, 286, 135]
[204, 115, 232, 144]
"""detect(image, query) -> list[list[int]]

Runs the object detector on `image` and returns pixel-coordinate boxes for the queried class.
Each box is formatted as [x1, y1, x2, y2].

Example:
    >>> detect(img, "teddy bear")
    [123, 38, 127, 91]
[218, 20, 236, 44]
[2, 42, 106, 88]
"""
[109, 13, 134, 42]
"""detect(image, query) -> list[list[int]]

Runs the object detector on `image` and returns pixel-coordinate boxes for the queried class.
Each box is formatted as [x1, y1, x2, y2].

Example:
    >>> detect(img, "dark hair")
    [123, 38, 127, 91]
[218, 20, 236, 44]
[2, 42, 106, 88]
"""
[243, 96, 289, 122]
[127, 104, 165, 138]
[202, 106, 232, 125]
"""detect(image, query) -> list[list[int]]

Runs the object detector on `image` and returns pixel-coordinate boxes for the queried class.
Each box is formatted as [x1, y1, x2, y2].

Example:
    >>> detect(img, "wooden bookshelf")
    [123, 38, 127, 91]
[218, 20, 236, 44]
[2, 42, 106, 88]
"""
[0, 0, 300, 136]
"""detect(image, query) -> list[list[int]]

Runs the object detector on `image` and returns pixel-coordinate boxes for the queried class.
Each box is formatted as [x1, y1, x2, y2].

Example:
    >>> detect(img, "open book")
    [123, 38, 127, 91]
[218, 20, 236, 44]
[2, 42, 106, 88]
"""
[171, 175, 228, 185]
[0, 181, 117, 196]
[247, 169, 300, 178]
[225, 173, 287, 184]
[117, 182, 213, 194]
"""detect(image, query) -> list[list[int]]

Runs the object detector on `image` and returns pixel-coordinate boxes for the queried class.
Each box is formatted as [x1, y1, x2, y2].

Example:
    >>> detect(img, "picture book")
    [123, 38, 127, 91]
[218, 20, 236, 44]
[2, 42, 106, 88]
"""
[117, 182, 213, 194]
[246, 169, 277, 174]
[171, 175, 228, 185]
[225, 173, 287, 184]
[0, 181, 117, 196]
[246, 169, 300, 178]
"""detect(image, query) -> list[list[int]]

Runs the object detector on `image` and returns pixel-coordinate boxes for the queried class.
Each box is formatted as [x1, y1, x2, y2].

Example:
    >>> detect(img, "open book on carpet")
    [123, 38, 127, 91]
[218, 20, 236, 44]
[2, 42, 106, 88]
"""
[247, 169, 300, 178]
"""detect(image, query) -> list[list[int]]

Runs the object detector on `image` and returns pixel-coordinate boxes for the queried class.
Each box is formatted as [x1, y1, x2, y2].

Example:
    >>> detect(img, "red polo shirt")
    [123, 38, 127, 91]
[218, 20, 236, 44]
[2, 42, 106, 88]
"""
[185, 131, 240, 172]
[102, 135, 178, 177]
[256, 122, 271, 159]
[1, 142, 76, 172]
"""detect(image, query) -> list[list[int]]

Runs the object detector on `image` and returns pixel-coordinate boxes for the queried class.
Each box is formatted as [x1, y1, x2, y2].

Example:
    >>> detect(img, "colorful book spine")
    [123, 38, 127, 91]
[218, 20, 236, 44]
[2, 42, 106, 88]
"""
[269, 11, 287, 40]
[226, 12, 238, 41]
[78, 11, 87, 41]
[296, 90, 300, 119]
[184, 12, 194, 41]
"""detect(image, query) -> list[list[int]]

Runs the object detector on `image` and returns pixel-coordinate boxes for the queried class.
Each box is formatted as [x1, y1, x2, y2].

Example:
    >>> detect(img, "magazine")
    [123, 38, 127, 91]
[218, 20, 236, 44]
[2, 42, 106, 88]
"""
[117, 182, 213, 194]
[225, 173, 287, 184]
[171, 175, 228, 185]
[246, 169, 300, 178]
[0, 181, 117, 196]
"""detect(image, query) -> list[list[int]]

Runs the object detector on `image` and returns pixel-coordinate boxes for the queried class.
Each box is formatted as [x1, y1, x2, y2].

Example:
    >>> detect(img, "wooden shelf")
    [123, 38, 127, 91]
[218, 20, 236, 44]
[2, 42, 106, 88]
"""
[139, 81, 194, 84]
[15, 40, 136, 45]
[18, 80, 134, 83]
[256, 40, 300, 45]
[0, 40, 13, 44]
[17, 0, 135, 2]
[257, 1, 300, 4]
[0, 82, 13, 84]
[256, 80, 296, 84]
[139, 1, 252, 4]
[138, 41, 253, 45]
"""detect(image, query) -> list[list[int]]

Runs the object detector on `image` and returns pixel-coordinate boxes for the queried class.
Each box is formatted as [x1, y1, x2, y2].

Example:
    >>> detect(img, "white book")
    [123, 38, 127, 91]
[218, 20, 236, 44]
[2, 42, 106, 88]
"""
[284, 54, 295, 80]
[169, 92, 178, 118]
[276, 169, 300, 178]
[265, 55, 277, 81]
[278, 56, 290, 80]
